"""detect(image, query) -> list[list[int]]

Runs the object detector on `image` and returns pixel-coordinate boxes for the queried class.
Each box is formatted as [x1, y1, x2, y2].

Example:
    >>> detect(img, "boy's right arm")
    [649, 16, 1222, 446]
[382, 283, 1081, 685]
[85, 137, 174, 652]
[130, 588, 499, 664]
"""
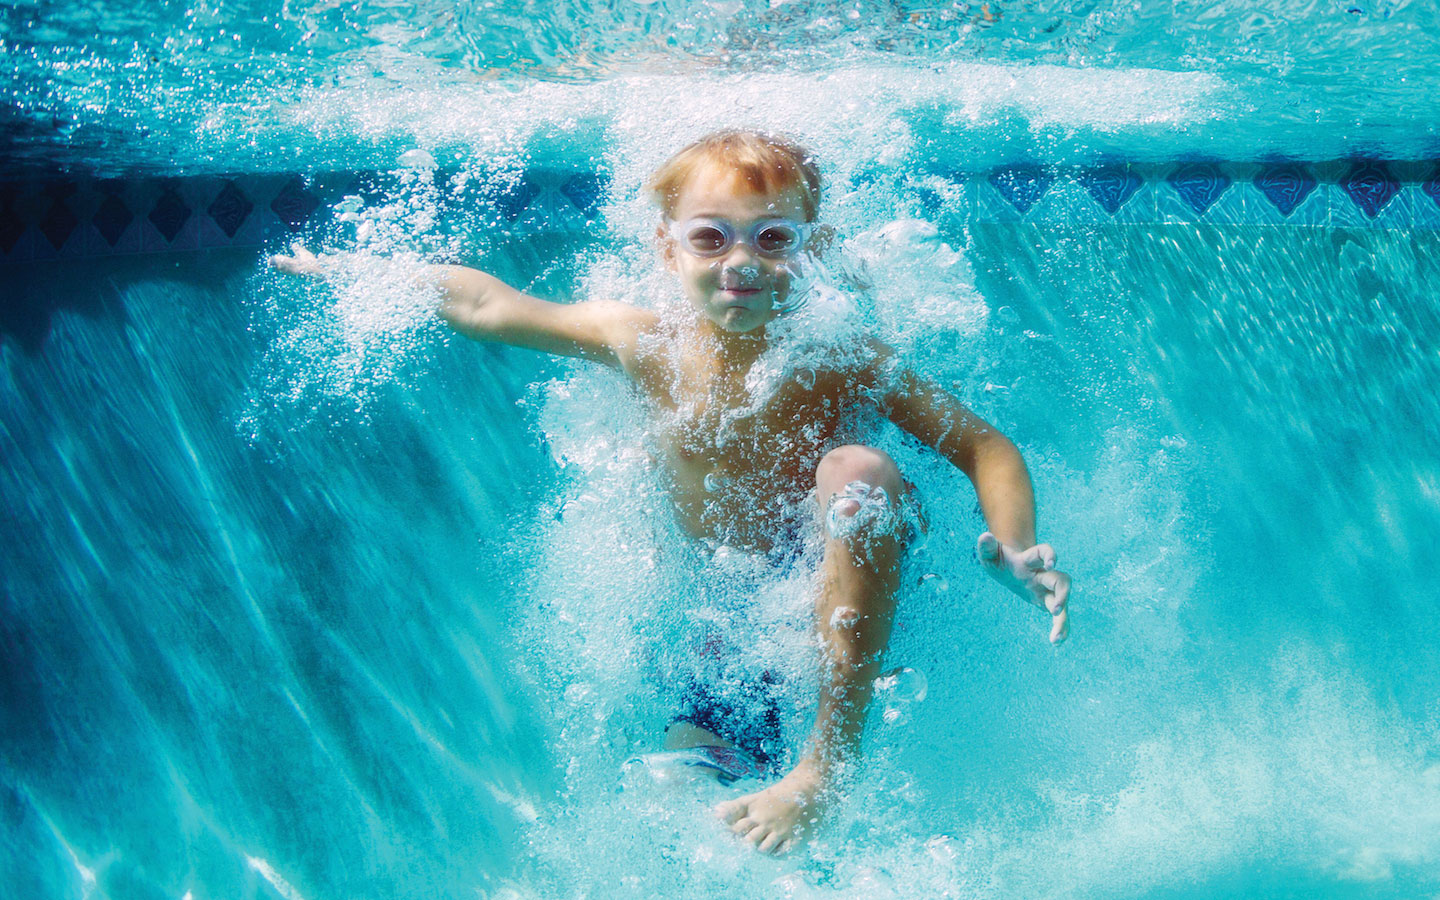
[270, 247, 648, 371]
[432, 265, 644, 370]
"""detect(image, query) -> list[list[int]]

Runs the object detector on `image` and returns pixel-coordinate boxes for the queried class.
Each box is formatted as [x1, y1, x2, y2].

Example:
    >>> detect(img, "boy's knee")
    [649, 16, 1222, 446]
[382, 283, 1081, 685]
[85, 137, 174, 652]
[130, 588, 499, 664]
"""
[817, 446, 907, 546]
[815, 445, 903, 495]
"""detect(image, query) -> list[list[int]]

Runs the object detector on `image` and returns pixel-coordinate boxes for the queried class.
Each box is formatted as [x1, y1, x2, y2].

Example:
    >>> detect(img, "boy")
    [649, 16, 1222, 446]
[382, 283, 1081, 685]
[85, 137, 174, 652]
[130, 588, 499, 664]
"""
[272, 130, 1070, 857]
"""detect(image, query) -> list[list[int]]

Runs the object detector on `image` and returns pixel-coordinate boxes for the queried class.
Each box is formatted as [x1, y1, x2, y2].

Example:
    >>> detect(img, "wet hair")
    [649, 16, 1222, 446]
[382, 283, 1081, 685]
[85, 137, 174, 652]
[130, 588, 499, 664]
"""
[646, 130, 822, 222]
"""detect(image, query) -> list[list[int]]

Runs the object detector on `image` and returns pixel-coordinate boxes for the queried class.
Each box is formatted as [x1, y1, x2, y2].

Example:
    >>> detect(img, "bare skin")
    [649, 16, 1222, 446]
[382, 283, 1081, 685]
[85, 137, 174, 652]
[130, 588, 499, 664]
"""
[271, 162, 1071, 856]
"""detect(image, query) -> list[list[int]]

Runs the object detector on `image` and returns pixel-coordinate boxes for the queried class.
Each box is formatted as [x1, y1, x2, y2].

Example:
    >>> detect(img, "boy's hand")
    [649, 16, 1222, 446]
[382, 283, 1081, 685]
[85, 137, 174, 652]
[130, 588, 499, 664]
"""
[976, 532, 1070, 644]
[269, 244, 330, 278]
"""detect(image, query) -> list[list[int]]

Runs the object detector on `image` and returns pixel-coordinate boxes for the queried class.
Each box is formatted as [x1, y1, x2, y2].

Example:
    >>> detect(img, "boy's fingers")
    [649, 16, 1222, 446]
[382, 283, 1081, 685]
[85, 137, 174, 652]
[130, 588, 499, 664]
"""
[758, 831, 784, 854]
[1023, 545, 1051, 571]
[1038, 570, 1070, 615]
[976, 532, 1002, 566]
[1042, 570, 1070, 643]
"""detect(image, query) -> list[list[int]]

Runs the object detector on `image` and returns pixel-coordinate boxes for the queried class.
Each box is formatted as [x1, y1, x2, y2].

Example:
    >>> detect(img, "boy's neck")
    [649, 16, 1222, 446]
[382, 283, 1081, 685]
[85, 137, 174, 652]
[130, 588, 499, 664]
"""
[695, 317, 768, 372]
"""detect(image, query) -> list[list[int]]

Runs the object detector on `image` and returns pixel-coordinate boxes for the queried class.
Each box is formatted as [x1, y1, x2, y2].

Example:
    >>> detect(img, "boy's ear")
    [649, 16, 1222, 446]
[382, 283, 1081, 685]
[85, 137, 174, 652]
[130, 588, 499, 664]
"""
[656, 224, 677, 270]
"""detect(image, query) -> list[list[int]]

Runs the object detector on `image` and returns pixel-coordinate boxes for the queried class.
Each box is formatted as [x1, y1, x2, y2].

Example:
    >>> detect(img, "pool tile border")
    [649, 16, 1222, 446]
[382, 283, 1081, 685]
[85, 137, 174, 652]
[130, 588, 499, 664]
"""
[2, 159, 1438, 263]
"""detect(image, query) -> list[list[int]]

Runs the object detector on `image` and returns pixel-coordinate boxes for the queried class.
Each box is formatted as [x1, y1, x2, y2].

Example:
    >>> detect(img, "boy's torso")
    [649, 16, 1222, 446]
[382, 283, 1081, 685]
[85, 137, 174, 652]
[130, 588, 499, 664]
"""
[625, 316, 877, 550]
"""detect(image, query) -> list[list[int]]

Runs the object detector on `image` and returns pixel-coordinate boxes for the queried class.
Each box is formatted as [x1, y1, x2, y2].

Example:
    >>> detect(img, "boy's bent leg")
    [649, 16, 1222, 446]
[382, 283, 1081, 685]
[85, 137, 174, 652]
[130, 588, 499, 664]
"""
[716, 444, 907, 854]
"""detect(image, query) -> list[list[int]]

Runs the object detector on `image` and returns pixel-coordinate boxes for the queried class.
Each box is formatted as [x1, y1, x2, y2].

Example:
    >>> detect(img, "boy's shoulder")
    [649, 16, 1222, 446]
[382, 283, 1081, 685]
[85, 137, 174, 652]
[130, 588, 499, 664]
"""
[573, 298, 662, 373]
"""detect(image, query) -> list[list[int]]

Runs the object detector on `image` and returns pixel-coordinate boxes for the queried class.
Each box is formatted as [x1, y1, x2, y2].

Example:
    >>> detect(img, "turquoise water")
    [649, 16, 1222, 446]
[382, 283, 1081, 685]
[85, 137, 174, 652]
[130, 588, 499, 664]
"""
[4, 2, 1440, 898]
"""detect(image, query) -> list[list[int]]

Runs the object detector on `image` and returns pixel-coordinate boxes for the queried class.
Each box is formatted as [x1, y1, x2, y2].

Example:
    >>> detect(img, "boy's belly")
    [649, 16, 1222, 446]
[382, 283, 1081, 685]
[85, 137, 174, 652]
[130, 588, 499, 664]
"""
[664, 454, 817, 552]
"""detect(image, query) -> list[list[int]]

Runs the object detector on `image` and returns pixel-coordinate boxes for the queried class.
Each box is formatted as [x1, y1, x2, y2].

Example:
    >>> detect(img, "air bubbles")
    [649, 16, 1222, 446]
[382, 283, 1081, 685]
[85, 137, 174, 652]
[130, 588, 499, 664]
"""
[826, 481, 893, 540]
[702, 471, 727, 493]
[875, 666, 928, 727]
[829, 606, 860, 630]
[397, 148, 437, 170]
[919, 571, 949, 593]
[924, 833, 959, 865]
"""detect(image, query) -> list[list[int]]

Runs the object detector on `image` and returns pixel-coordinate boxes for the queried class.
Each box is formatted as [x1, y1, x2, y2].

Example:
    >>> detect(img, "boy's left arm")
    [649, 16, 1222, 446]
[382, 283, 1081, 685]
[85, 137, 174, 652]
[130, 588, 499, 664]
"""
[874, 349, 1071, 643]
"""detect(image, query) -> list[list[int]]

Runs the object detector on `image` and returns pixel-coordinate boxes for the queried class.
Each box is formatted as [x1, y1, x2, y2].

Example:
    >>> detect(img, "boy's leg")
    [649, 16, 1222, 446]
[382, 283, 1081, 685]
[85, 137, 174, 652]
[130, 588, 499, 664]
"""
[664, 721, 736, 751]
[716, 444, 907, 854]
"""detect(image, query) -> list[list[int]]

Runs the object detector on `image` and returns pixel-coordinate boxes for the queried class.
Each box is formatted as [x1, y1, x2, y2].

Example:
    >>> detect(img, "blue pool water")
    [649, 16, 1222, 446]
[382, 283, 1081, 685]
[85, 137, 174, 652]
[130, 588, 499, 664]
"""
[4, 2, 1440, 898]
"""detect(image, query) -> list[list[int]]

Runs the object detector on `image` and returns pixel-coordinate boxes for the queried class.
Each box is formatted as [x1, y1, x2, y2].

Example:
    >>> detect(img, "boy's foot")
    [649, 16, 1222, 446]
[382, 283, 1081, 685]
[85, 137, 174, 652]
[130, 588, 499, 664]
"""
[623, 745, 767, 787]
[714, 759, 826, 855]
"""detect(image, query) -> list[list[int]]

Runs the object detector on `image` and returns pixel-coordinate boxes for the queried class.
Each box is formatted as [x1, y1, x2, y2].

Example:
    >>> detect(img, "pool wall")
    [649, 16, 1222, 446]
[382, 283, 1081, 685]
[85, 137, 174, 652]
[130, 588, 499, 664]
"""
[2, 158, 1438, 269]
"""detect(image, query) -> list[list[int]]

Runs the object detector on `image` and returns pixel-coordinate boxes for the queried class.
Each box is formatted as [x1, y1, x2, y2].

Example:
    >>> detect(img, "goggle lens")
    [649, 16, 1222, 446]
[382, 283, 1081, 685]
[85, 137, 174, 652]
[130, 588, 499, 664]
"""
[684, 224, 730, 255]
[755, 224, 802, 255]
[673, 218, 809, 259]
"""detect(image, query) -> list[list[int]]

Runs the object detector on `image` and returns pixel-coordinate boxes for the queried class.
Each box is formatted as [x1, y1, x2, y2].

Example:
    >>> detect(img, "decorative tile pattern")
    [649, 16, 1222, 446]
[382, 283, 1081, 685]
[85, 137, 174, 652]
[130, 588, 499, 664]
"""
[1340, 159, 1400, 219]
[559, 172, 609, 220]
[93, 191, 134, 247]
[148, 187, 191, 242]
[1074, 165, 1143, 215]
[39, 182, 80, 250]
[1254, 163, 1319, 217]
[0, 196, 22, 253]
[270, 178, 319, 232]
[207, 180, 253, 238]
[485, 171, 541, 222]
[4, 158, 1440, 264]
[1167, 163, 1232, 217]
[1419, 164, 1440, 210]
[987, 165, 1054, 215]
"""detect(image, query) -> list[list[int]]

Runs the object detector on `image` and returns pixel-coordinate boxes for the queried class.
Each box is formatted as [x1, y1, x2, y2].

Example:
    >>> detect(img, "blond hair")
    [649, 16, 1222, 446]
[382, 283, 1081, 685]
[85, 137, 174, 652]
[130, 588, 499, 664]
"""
[646, 130, 822, 222]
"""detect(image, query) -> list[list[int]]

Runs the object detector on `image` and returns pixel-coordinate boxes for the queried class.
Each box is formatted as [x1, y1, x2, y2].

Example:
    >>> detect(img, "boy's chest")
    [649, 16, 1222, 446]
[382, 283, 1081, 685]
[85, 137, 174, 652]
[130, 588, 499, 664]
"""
[653, 368, 853, 467]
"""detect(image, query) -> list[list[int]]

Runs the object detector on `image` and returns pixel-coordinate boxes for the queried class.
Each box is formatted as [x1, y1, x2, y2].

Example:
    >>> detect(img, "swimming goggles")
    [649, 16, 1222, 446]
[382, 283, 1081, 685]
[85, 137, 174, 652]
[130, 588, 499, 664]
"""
[666, 217, 813, 260]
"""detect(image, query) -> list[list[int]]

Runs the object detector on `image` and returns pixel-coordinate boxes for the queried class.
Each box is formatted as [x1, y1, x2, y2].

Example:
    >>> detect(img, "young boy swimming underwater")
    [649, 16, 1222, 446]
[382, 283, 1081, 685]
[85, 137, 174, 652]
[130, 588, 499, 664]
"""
[272, 130, 1070, 857]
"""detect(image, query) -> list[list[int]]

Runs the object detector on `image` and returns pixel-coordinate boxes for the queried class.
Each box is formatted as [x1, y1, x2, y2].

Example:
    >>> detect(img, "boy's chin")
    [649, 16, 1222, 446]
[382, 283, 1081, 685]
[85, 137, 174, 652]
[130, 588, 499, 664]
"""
[713, 308, 772, 333]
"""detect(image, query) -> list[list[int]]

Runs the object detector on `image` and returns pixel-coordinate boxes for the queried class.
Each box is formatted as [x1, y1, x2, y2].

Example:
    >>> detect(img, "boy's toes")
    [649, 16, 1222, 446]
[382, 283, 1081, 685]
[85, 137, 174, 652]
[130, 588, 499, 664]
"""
[731, 817, 759, 838]
[714, 799, 746, 824]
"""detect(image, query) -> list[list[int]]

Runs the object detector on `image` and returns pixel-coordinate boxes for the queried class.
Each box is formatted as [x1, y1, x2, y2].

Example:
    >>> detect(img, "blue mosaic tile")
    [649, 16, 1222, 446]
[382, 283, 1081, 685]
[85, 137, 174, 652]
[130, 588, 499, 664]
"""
[987, 165, 1054, 215]
[905, 172, 970, 224]
[559, 171, 609, 220]
[270, 178, 320, 232]
[93, 193, 134, 247]
[1340, 159, 1400, 219]
[971, 178, 1023, 224]
[1074, 165, 1143, 215]
[149, 187, 191, 242]
[1420, 164, 1440, 212]
[1401, 186, 1440, 230]
[0, 192, 23, 254]
[1254, 163, 1318, 217]
[207, 180, 253, 239]
[485, 171, 541, 222]
[1166, 163, 1232, 217]
[1028, 177, 1103, 226]
[38, 197, 78, 250]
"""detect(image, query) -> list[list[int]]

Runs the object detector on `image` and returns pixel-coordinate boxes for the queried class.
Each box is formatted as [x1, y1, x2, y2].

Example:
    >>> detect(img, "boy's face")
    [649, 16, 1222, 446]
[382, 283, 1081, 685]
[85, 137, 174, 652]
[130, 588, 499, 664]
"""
[663, 164, 809, 335]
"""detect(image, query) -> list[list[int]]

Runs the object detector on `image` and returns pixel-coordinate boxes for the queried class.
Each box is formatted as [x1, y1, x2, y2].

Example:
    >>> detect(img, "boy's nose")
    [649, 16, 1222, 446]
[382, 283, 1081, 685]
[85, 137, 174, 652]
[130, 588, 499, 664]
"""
[720, 241, 759, 268]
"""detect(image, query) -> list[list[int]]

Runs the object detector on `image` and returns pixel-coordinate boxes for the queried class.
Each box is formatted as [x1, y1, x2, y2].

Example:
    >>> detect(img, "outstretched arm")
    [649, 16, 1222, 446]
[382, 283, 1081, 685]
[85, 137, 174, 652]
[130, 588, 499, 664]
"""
[875, 346, 1071, 643]
[270, 245, 649, 371]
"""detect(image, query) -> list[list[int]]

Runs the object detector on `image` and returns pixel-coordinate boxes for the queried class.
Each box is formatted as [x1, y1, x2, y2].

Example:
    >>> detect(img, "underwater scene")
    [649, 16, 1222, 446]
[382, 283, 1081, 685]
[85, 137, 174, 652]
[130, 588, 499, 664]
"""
[3, 1, 1439, 898]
